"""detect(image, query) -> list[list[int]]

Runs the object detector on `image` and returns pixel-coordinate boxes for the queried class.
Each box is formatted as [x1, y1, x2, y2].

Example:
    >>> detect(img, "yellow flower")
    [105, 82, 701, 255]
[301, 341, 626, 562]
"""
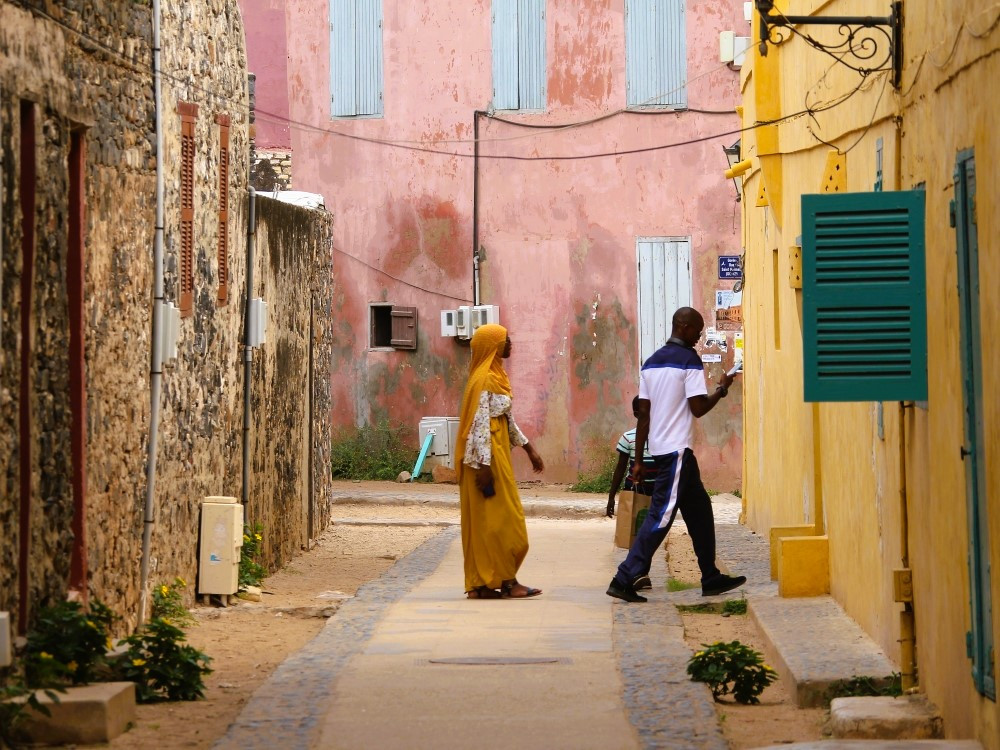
[160, 585, 169, 596]
[763, 664, 773, 671]
[86, 619, 98, 629]
[695, 651, 705, 657]
[243, 534, 250, 543]
[177, 577, 187, 587]
[39, 652, 53, 661]
[132, 658, 146, 667]
[254, 533, 262, 541]
[67, 661, 78, 673]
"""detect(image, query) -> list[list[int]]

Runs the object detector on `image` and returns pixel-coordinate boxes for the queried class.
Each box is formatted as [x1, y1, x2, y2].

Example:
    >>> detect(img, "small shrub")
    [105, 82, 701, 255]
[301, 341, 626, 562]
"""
[825, 673, 902, 702]
[330, 420, 417, 480]
[722, 599, 747, 616]
[687, 640, 778, 704]
[24, 600, 115, 686]
[239, 523, 266, 589]
[0, 675, 63, 749]
[117, 618, 212, 703]
[570, 454, 617, 493]
[733, 489, 742, 499]
[152, 577, 195, 627]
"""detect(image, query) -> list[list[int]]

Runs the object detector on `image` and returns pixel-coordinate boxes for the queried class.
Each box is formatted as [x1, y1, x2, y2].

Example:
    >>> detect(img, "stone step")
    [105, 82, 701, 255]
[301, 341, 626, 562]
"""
[13, 681, 136, 744]
[753, 742, 982, 750]
[831, 696, 943, 740]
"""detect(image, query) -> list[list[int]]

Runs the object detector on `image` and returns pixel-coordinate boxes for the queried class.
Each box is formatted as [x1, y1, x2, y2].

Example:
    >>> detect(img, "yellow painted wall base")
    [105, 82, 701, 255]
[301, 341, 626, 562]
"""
[769, 525, 818, 580]
[777, 535, 830, 597]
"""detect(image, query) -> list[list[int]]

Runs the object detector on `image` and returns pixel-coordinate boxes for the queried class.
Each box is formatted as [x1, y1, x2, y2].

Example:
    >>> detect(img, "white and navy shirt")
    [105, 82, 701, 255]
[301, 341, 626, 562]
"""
[638, 341, 708, 456]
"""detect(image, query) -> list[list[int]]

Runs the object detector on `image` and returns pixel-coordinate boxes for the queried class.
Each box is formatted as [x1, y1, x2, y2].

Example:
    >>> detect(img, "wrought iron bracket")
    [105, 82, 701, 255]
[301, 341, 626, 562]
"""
[755, 1, 903, 88]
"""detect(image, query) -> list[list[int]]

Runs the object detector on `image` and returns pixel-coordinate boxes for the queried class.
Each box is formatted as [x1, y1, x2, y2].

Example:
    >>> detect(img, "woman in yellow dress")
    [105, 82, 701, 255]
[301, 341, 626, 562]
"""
[455, 323, 545, 599]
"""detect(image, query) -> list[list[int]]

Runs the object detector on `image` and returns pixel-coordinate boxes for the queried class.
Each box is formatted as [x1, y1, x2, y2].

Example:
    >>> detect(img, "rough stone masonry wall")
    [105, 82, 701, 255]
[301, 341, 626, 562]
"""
[239, 195, 334, 570]
[0, 2, 155, 627]
[249, 148, 292, 192]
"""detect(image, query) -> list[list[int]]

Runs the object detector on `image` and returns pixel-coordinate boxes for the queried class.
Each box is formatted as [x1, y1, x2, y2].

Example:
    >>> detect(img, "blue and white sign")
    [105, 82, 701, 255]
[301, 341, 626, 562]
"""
[718, 255, 742, 279]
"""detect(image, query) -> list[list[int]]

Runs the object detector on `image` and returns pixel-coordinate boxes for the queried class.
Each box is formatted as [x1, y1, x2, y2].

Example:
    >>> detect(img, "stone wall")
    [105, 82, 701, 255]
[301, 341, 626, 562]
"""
[250, 148, 292, 192]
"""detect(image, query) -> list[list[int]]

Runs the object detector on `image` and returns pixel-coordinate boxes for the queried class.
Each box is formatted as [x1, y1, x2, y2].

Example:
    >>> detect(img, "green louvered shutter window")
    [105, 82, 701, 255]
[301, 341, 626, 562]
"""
[802, 190, 927, 402]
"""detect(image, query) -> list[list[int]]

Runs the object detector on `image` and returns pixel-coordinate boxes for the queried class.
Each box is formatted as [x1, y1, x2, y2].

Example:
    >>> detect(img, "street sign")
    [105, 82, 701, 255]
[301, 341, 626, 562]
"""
[718, 255, 742, 279]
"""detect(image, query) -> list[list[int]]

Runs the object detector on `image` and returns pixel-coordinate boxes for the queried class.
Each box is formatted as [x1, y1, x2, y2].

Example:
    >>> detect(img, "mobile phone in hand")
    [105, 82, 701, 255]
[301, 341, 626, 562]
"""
[727, 363, 743, 377]
[482, 482, 495, 498]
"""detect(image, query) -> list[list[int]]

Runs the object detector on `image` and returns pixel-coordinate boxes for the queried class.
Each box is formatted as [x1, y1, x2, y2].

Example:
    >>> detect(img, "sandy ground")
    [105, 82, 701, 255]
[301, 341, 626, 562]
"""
[667, 527, 828, 749]
[84, 501, 824, 749]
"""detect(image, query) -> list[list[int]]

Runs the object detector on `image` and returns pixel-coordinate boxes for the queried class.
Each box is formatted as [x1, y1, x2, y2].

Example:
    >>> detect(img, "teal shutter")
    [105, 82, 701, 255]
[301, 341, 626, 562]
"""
[492, 0, 546, 110]
[330, 0, 383, 117]
[801, 191, 927, 402]
[626, 0, 686, 108]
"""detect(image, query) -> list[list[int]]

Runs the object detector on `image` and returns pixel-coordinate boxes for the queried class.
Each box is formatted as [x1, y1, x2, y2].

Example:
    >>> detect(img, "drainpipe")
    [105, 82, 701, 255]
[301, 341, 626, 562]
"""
[139, 0, 165, 626]
[242, 188, 256, 507]
[472, 110, 487, 305]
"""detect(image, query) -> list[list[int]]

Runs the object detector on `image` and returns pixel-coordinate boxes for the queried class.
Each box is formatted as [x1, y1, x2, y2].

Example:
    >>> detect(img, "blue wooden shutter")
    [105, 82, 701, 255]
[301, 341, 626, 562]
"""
[492, 0, 545, 110]
[626, 0, 686, 108]
[801, 191, 927, 402]
[492, 0, 519, 109]
[330, 0, 383, 117]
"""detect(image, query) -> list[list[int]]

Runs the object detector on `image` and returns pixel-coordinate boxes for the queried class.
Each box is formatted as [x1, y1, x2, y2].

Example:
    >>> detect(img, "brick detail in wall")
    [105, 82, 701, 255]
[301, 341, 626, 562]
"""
[216, 113, 230, 305]
[178, 101, 198, 317]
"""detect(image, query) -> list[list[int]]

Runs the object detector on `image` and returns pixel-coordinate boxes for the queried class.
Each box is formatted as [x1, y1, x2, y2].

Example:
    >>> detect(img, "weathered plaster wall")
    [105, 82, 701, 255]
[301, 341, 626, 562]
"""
[238, 0, 291, 150]
[280, 0, 745, 487]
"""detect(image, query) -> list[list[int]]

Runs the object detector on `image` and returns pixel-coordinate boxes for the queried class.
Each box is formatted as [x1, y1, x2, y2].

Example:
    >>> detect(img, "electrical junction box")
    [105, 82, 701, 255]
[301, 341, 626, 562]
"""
[440, 310, 457, 337]
[248, 298, 269, 347]
[159, 301, 181, 362]
[471, 304, 500, 334]
[720, 32, 751, 68]
[455, 306, 471, 339]
[198, 496, 244, 596]
[0, 612, 11, 668]
[418, 416, 460, 469]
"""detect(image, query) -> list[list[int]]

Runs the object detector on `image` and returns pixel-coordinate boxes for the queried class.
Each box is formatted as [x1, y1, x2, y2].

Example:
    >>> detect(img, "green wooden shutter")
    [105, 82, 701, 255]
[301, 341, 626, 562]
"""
[802, 191, 927, 402]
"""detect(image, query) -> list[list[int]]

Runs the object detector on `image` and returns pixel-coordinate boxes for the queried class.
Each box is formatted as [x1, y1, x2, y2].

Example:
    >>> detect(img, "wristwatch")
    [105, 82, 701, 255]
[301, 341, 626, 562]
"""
[716, 384, 729, 397]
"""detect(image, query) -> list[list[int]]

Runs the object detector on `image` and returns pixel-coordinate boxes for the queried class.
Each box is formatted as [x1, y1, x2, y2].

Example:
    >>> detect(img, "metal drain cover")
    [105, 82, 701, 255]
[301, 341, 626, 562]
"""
[427, 656, 568, 666]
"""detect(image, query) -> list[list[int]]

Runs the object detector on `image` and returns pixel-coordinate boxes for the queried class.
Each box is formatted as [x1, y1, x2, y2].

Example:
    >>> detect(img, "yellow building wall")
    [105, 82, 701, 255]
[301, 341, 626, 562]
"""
[740, 0, 999, 745]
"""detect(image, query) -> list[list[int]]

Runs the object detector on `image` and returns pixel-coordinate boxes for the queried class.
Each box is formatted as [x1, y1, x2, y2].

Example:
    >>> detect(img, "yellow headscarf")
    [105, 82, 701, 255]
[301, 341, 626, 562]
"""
[455, 324, 511, 470]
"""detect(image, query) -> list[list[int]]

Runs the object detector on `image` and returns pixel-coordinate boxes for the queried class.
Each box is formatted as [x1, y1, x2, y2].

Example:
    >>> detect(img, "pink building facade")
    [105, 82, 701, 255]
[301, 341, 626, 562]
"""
[247, 0, 747, 487]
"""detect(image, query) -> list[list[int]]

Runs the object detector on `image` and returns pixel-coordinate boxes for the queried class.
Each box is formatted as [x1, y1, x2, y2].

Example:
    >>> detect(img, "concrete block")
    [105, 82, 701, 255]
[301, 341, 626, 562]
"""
[777, 535, 829, 597]
[14, 681, 136, 744]
[830, 695, 943, 740]
[431, 465, 457, 484]
[769, 525, 817, 579]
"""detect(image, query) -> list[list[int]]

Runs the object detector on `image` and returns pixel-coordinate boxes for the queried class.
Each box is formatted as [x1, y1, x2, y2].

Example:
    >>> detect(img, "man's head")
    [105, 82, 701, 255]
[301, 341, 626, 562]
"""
[671, 307, 704, 348]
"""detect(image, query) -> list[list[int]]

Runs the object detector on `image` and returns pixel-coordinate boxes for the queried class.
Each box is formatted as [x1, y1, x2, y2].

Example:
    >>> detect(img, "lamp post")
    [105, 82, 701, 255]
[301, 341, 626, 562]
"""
[723, 139, 743, 202]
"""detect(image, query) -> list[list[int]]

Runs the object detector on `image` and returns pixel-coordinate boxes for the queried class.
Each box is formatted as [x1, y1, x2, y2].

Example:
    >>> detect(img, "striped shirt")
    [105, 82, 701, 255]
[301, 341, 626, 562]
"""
[617, 428, 657, 493]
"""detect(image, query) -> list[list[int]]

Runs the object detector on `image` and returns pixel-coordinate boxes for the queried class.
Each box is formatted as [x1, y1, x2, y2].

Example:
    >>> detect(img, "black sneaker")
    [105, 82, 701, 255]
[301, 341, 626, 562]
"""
[701, 573, 747, 597]
[607, 578, 648, 603]
[632, 575, 652, 591]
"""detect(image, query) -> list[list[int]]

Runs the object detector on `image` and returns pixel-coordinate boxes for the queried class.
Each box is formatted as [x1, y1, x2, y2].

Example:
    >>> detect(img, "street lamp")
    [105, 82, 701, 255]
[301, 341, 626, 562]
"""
[722, 139, 747, 202]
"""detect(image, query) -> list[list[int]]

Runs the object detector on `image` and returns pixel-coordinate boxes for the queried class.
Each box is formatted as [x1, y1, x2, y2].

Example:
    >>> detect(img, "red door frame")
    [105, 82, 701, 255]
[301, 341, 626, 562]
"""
[68, 130, 87, 596]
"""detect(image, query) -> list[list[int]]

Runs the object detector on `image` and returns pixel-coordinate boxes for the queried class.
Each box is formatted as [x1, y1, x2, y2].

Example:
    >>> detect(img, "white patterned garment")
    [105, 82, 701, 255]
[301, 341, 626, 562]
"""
[463, 391, 529, 468]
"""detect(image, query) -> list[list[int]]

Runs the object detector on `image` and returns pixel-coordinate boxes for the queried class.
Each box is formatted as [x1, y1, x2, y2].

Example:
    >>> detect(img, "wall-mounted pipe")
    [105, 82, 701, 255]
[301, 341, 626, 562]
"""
[242, 188, 257, 507]
[139, 0, 165, 626]
[472, 110, 487, 306]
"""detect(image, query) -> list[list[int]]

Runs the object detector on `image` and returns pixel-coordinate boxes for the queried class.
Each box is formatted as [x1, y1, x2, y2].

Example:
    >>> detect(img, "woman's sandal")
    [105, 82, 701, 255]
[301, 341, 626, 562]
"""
[501, 580, 542, 599]
[467, 586, 502, 599]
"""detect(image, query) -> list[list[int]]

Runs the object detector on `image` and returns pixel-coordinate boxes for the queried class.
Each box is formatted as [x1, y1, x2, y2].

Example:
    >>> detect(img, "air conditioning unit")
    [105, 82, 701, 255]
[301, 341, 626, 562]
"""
[440, 310, 457, 337]
[455, 305, 472, 339]
[471, 304, 500, 333]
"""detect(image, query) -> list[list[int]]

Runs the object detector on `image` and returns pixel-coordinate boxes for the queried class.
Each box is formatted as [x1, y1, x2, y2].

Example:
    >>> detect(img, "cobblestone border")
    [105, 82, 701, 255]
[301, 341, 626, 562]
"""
[213, 527, 458, 750]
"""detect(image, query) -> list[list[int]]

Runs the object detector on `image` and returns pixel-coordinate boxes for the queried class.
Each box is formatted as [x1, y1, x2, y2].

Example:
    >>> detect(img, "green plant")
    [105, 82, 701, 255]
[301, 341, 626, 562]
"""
[1, 664, 64, 750]
[687, 640, 778, 704]
[677, 602, 720, 613]
[239, 523, 266, 589]
[733, 489, 742, 499]
[824, 673, 902, 702]
[570, 454, 617, 493]
[117, 618, 212, 703]
[722, 598, 747, 616]
[330, 420, 417, 480]
[23, 600, 115, 686]
[151, 577, 195, 627]
[667, 578, 698, 592]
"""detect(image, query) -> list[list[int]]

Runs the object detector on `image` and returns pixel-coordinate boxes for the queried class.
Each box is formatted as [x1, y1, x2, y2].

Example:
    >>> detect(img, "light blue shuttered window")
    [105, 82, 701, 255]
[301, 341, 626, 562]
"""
[625, 0, 687, 108]
[492, 0, 546, 111]
[330, 0, 383, 117]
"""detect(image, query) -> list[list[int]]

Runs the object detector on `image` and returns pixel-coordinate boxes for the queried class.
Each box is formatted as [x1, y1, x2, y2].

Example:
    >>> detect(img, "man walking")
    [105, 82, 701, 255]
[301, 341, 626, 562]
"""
[607, 307, 745, 603]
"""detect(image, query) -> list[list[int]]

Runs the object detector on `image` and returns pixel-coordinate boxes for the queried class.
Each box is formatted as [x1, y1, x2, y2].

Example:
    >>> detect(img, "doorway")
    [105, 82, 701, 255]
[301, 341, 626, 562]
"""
[636, 237, 692, 364]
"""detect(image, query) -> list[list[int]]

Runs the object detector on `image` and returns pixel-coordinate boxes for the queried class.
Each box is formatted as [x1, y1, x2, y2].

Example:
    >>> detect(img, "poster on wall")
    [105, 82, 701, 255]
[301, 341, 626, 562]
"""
[715, 289, 743, 331]
[733, 331, 744, 372]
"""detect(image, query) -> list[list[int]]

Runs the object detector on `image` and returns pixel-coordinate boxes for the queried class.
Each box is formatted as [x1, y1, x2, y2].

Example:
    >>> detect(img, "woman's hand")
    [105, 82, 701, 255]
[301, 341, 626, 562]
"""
[524, 444, 544, 473]
[475, 465, 494, 491]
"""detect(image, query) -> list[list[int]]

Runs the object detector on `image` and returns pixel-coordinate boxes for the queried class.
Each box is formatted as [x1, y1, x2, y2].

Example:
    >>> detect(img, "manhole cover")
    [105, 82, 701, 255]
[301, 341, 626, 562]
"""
[427, 657, 568, 666]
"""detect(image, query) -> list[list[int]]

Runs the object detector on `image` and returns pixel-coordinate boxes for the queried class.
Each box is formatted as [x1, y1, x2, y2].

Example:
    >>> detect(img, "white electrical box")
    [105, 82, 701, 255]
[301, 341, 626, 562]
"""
[248, 298, 269, 347]
[734, 36, 750, 67]
[418, 416, 460, 469]
[159, 301, 181, 362]
[471, 304, 500, 334]
[720, 30, 736, 62]
[440, 310, 457, 337]
[455, 305, 471, 339]
[0, 612, 11, 668]
[198, 496, 244, 595]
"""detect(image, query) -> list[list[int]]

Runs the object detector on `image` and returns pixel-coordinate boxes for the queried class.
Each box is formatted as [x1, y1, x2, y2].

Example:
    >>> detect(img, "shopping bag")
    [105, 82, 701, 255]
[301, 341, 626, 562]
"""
[613, 490, 651, 549]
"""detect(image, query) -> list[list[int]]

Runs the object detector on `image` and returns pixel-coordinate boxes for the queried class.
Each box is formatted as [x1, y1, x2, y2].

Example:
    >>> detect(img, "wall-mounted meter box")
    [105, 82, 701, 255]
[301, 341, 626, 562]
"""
[198, 496, 244, 596]
[471, 305, 500, 333]
[440, 310, 457, 337]
[455, 305, 472, 339]
[248, 298, 269, 347]
[418, 416, 460, 469]
[0, 612, 11, 668]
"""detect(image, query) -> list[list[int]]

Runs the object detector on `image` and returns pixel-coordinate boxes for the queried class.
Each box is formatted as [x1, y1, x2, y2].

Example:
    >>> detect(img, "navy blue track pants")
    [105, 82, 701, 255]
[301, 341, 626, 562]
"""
[614, 448, 720, 586]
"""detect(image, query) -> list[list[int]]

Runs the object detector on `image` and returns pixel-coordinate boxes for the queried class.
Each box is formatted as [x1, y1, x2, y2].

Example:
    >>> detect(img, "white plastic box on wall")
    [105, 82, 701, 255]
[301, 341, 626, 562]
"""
[440, 310, 457, 337]
[198, 496, 244, 596]
[471, 305, 500, 334]
[418, 416, 460, 469]
[0, 611, 11, 668]
[455, 305, 472, 339]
